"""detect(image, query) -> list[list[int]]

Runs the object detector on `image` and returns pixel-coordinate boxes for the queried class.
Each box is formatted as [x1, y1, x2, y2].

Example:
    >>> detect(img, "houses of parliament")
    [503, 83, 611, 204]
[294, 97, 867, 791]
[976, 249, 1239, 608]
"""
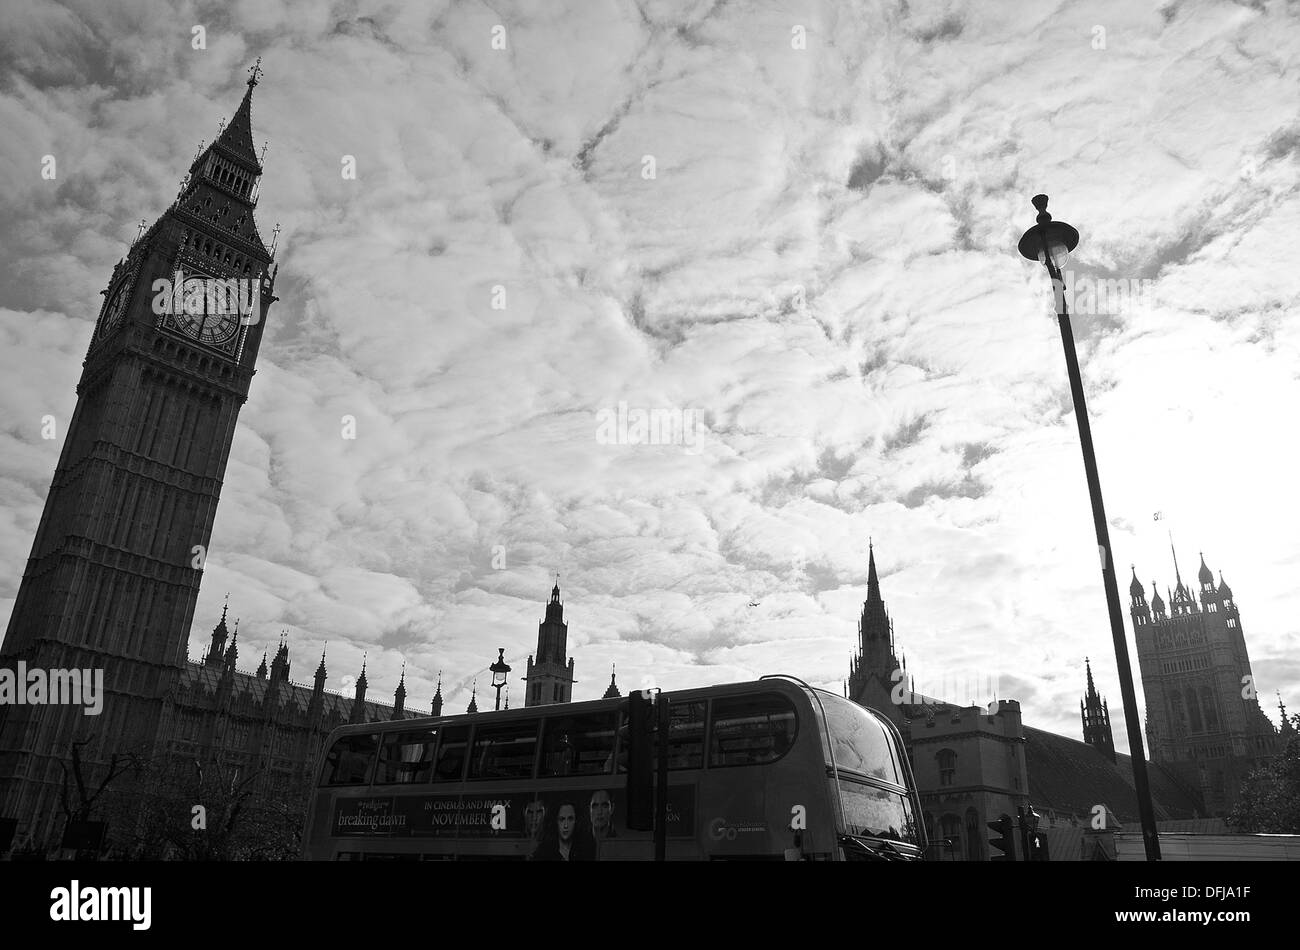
[0, 68, 1291, 857]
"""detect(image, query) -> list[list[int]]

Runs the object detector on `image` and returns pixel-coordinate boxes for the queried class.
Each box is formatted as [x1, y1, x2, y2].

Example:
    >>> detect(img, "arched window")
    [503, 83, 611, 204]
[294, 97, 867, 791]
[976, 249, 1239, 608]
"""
[937, 748, 956, 786]
[964, 809, 981, 861]
[1170, 690, 1186, 733]
[1188, 689, 1205, 733]
[1200, 686, 1219, 731]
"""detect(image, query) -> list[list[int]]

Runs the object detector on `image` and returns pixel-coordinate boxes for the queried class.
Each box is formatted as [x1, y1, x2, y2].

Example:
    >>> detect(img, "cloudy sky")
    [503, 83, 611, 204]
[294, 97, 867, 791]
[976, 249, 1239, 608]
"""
[1, 0, 1298, 752]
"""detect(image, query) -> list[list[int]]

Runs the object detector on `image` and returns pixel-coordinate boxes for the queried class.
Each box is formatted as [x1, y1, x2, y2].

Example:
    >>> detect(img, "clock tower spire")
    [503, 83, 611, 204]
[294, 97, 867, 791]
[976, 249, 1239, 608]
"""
[0, 66, 279, 848]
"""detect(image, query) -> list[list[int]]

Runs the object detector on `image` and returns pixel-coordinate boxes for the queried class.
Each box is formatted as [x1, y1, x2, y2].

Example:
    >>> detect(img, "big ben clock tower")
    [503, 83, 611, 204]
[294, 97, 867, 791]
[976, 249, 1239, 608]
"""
[0, 64, 278, 845]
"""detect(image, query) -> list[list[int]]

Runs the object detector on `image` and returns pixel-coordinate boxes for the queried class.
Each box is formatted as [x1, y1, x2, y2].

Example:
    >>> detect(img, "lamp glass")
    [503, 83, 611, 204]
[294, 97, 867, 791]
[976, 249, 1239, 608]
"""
[1037, 239, 1071, 265]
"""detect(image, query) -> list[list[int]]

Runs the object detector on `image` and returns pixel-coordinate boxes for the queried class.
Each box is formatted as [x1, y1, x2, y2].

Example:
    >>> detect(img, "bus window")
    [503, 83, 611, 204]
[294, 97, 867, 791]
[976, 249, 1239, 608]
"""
[468, 720, 539, 780]
[433, 725, 469, 782]
[668, 700, 705, 770]
[839, 778, 920, 846]
[322, 733, 379, 786]
[540, 712, 617, 777]
[818, 694, 903, 785]
[709, 693, 797, 768]
[376, 728, 438, 784]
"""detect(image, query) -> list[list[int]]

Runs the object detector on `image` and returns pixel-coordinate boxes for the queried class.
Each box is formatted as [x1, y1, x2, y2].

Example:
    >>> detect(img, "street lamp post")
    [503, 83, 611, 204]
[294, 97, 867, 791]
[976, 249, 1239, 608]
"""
[490, 648, 511, 712]
[1017, 194, 1161, 862]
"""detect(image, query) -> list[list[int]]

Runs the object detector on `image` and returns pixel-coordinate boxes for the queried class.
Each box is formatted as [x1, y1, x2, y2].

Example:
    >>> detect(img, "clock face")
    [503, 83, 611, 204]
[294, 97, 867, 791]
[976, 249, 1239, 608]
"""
[170, 269, 242, 346]
[99, 283, 129, 337]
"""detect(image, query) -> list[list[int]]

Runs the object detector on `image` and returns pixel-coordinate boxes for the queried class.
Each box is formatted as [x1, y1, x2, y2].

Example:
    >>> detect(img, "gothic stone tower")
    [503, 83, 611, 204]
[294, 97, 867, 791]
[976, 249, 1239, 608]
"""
[524, 580, 575, 706]
[848, 543, 905, 731]
[1080, 657, 1116, 762]
[1129, 550, 1279, 815]
[0, 67, 277, 845]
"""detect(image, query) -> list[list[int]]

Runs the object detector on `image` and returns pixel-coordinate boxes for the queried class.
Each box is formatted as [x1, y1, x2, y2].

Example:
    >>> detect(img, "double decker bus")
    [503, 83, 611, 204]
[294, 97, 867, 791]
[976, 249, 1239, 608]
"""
[301, 675, 924, 861]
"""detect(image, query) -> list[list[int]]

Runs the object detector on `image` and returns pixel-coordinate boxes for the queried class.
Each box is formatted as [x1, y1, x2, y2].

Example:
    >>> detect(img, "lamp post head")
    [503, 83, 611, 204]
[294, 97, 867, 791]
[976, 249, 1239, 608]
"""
[490, 647, 511, 688]
[1017, 193, 1079, 267]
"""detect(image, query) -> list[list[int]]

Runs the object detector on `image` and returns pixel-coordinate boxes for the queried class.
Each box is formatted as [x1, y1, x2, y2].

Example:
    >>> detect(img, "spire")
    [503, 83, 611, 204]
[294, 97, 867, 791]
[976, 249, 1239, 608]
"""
[1198, 551, 1213, 588]
[214, 59, 264, 168]
[205, 597, 232, 666]
[603, 663, 621, 699]
[315, 645, 328, 679]
[391, 662, 406, 719]
[431, 671, 443, 717]
[256, 651, 268, 679]
[866, 539, 880, 602]
[551, 574, 561, 603]
[1218, 571, 1233, 601]
[1081, 656, 1115, 762]
[1279, 693, 1295, 737]
[1170, 534, 1183, 590]
[224, 622, 239, 669]
[1129, 566, 1144, 600]
[467, 680, 479, 714]
[348, 653, 368, 724]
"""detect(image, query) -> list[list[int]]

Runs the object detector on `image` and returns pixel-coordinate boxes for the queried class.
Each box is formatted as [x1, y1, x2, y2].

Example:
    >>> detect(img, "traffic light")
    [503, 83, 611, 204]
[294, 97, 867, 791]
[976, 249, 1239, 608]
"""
[987, 814, 1016, 861]
[625, 691, 655, 830]
[1031, 830, 1050, 861]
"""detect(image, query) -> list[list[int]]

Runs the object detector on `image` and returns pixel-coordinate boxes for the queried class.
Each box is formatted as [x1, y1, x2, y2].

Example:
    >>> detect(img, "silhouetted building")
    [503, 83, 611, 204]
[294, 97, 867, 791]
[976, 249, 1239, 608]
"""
[1129, 549, 1281, 815]
[847, 546, 1211, 860]
[524, 579, 575, 706]
[1080, 657, 1116, 762]
[0, 70, 425, 851]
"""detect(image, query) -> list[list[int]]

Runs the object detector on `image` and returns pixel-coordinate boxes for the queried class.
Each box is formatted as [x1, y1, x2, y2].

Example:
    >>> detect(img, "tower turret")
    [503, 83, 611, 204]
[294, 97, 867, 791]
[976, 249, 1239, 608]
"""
[524, 577, 576, 706]
[391, 663, 406, 719]
[602, 664, 621, 699]
[204, 599, 231, 667]
[1081, 657, 1116, 762]
[348, 655, 368, 724]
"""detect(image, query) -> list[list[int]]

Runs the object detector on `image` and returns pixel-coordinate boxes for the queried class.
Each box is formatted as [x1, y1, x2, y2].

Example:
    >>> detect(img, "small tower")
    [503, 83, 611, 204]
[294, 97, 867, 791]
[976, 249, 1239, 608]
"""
[1150, 582, 1167, 622]
[1129, 568, 1151, 628]
[391, 663, 406, 720]
[847, 542, 905, 729]
[602, 664, 621, 699]
[523, 577, 576, 706]
[467, 681, 479, 715]
[269, 631, 290, 684]
[223, 621, 239, 671]
[348, 655, 368, 724]
[1080, 657, 1116, 762]
[204, 599, 231, 667]
[308, 646, 328, 718]
[431, 671, 443, 717]
[1168, 541, 1197, 617]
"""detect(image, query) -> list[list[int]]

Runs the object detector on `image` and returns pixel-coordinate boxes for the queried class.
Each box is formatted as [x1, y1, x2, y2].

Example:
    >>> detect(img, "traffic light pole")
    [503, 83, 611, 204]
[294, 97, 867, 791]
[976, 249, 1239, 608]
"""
[655, 695, 669, 862]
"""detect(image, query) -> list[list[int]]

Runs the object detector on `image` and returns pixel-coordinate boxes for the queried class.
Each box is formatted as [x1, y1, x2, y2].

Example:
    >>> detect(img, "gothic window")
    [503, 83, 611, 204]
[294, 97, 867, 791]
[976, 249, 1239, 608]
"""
[1188, 689, 1205, 733]
[937, 748, 956, 786]
[964, 809, 981, 861]
[1170, 690, 1186, 734]
[1200, 686, 1219, 731]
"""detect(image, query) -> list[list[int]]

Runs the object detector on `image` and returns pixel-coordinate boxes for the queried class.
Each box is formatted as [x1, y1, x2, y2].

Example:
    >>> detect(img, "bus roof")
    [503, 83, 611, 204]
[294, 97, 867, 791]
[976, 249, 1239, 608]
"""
[318, 674, 871, 740]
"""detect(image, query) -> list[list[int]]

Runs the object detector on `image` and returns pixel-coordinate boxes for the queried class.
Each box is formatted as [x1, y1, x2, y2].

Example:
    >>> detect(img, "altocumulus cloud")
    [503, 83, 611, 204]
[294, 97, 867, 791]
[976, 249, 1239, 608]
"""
[0, 0, 1298, 745]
